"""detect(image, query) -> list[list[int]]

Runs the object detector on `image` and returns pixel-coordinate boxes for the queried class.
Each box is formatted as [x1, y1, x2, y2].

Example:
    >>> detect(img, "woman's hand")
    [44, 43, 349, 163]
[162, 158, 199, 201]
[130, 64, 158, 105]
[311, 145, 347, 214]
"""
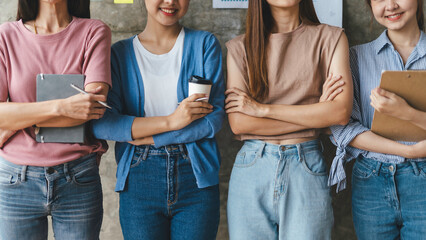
[370, 88, 411, 120]
[128, 136, 154, 146]
[320, 73, 344, 102]
[320, 74, 345, 135]
[0, 129, 16, 148]
[167, 94, 213, 131]
[56, 86, 107, 120]
[225, 88, 266, 117]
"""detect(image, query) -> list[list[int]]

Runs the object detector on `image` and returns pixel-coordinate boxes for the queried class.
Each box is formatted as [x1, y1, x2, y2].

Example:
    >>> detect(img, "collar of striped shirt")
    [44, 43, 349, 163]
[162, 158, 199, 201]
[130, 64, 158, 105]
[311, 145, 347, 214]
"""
[374, 30, 426, 58]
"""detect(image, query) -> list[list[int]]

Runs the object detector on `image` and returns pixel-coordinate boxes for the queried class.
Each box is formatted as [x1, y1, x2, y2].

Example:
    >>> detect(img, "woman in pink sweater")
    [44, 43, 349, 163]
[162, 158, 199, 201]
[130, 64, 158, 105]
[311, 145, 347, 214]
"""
[0, 0, 111, 239]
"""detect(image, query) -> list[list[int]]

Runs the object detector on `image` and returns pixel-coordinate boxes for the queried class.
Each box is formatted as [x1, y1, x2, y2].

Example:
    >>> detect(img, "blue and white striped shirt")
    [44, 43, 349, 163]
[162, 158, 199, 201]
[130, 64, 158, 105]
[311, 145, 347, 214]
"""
[329, 30, 426, 192]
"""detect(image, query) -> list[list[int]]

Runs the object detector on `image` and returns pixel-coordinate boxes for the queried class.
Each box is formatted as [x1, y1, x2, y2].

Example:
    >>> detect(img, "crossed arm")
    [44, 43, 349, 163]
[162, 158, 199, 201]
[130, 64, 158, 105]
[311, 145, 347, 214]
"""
[0, 82, 109, 148]
[226, 33, 353, 135]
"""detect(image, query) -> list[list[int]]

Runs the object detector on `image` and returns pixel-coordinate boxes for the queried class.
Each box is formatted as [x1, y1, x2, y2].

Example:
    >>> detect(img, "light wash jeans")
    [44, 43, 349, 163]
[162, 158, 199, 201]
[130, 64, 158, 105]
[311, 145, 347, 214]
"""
[352, 156, 426, 240]
[119, 144, 220, 240]
[0, 154, 103, 240]
[227, 139, 333, 240]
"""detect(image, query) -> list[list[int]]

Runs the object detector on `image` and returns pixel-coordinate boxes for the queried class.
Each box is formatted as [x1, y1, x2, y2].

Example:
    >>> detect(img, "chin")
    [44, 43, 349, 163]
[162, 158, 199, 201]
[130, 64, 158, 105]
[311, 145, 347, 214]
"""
[159, 20, 180, 27]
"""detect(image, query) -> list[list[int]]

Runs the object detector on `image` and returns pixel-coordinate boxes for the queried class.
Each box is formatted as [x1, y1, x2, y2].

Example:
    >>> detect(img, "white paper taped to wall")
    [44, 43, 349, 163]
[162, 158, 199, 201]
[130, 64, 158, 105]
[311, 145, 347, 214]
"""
[313, 0, 343, 27]
[213, 0, 343, 28]
[213, 0, 248, 8]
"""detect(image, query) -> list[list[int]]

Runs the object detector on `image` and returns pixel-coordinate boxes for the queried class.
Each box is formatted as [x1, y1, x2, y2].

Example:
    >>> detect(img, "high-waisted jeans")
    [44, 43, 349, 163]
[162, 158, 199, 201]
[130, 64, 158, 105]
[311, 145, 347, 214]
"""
[119, 144, 220, 240]
[0, 154, 103, 240]
[352, 156, 426, 240]
[227, 139, 333, 240]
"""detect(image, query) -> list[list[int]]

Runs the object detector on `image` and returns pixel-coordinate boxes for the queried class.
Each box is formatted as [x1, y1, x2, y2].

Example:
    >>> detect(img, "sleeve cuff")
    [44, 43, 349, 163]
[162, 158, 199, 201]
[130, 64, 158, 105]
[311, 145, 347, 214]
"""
[92, 112, 135, 142]
[153, 130, 177, 148]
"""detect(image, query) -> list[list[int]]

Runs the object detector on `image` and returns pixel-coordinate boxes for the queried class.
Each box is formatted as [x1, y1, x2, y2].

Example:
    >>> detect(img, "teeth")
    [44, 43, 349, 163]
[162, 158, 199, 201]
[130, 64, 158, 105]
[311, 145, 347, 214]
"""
[162, 9, 176, 14]
[387, 13, 401, 18]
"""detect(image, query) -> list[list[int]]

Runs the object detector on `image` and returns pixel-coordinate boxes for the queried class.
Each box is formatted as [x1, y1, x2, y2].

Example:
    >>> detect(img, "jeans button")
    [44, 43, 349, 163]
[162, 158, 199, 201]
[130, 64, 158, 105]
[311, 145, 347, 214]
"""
[389, 165, 394, 172]
[280, 146, 286, 151]
[46, 167, 55, 174]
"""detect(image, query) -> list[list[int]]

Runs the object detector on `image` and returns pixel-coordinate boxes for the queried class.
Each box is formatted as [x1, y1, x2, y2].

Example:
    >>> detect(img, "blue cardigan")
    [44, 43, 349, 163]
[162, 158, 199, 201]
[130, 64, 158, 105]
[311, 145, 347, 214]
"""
[92, 28, 225, 192]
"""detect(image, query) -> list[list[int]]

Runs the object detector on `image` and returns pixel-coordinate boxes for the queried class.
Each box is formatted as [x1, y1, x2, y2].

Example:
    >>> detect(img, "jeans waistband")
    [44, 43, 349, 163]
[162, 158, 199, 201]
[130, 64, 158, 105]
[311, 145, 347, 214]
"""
[0, 153, 97, 181]
[135, 144, 187, 157]
[358, 155, 424, 176]
[243, 139, 321, 156]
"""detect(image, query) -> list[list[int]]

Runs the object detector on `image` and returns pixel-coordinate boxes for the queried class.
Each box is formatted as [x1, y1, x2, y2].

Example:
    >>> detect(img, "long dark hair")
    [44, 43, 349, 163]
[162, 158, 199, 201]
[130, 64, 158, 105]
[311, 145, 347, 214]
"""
[16, 0, 90, 22]
[365, 0, 424, 31]
[244, 0, 320, 101]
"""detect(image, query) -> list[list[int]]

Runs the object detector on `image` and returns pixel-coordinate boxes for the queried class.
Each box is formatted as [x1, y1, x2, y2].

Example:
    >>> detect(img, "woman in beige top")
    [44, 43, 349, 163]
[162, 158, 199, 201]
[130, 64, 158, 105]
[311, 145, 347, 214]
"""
[225, 0, 353, 239]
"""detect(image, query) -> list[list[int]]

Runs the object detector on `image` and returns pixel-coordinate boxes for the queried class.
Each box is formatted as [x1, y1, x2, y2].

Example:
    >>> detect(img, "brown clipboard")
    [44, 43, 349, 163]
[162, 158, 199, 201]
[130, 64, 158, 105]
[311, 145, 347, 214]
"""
[371, 70, 426, 142]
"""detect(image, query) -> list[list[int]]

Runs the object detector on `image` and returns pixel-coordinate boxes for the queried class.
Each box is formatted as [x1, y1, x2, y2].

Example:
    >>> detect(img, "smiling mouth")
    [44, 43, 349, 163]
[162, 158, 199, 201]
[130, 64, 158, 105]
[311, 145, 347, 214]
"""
[160, 8, 177, 15]
[386, 12, 404, 21]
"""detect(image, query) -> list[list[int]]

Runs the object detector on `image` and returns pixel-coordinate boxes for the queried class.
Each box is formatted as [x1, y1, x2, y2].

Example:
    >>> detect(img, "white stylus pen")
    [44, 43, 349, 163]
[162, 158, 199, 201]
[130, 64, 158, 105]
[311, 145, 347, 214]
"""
[70, 83, 112, 109]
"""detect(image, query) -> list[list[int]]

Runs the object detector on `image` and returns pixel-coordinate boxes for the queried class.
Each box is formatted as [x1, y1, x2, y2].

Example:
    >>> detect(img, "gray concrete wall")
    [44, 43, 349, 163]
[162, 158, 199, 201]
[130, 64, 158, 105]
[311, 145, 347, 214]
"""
[1, 0, 424, 239]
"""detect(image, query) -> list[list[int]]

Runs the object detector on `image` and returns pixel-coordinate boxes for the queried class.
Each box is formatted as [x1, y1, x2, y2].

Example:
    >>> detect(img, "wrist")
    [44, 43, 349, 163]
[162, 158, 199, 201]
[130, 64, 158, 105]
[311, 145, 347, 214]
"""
[51, 99, 63, 117]
[165, 115, 177, 131]
[259, 104, 269, 118]
[401, 106, 415, 122]
[402, 144, 415, 159]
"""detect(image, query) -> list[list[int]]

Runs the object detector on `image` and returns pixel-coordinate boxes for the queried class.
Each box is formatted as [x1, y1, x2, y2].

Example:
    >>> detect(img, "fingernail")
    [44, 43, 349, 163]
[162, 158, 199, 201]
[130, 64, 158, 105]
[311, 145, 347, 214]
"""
[340, 81, 344, 84]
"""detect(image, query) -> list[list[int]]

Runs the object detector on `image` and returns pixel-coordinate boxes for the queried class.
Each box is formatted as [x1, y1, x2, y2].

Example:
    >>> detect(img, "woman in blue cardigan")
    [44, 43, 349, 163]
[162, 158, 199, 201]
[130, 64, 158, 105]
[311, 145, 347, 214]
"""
[92, 0, 225, 239]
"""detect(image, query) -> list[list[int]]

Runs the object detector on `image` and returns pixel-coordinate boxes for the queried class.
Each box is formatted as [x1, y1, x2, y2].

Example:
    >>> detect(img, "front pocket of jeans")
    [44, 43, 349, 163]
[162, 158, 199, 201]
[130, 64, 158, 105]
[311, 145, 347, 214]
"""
[352, 160, 375, 179]
[0, 168, 20, 186]
[301, 150, 328, 176]
[418, 161, 426, 178]
[233, 151, 258, 168]
[130, 152, 143, 168]
[72, 166, 100, 186]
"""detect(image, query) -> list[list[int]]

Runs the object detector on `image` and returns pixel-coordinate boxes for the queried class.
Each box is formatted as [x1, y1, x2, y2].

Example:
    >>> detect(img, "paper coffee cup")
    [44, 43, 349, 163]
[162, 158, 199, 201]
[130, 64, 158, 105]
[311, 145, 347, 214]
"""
[188, 76, 212, 102]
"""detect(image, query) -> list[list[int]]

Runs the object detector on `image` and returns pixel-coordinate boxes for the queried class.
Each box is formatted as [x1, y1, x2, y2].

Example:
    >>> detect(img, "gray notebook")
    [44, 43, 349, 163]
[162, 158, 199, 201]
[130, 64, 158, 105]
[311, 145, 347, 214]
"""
[36, 74, 86, 143]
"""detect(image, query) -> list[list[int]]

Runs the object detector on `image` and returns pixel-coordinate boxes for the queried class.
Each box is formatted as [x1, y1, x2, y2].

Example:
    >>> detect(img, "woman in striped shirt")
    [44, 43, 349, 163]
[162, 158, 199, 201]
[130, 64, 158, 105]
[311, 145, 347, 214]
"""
[330, 0, 426, 239]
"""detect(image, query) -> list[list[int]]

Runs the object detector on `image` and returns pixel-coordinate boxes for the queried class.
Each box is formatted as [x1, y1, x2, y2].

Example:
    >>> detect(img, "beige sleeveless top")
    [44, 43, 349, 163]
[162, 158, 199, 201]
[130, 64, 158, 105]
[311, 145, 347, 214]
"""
[226, 22, 343, 141]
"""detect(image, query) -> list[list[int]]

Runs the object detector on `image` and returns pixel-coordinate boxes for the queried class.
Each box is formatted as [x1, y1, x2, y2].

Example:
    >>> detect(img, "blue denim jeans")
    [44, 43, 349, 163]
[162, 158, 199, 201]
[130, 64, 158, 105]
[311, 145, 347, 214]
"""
[227, 139, 333, 240]
[119, 144, 220, 240]
[0, 154, 103, 240]
[352, 156, 426, 240]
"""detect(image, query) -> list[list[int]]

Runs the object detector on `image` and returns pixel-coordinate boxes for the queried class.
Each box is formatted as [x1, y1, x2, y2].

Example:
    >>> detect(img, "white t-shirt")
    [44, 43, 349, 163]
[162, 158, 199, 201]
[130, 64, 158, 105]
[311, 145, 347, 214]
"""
[133, 28, 185, 117]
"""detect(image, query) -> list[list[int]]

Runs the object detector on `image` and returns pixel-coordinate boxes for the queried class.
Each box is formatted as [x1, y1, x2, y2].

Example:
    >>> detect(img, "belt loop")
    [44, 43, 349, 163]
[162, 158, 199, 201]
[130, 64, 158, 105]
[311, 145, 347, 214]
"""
[319, 139, 324, 152]
[63, 163, 71, 182]
[178, 144, 187, 159]
[410, 161, 420, 176]
[142, 145, 150, 161]
[375, 162, 382, 176]
[20, 165, 28, 182]
[296, 144, 303, 162]
[258, 141, 266, 158]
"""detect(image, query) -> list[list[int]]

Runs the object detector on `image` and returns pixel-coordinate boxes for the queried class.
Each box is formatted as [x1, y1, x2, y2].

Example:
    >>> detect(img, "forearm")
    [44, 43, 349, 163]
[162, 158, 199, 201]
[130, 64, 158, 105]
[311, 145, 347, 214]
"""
[349, 131, 410, 157]
[0, 129, 16, 148]
[129, 136, 154, 145]
[37, 117, 86, 127]
[0, 101, 60, 130]
[261, 101, 351, 128]
[131, 116, 174, 140]
[35, 82, 110, 128]
[407, 108, 426, 130]
[229, 113, 309, 136]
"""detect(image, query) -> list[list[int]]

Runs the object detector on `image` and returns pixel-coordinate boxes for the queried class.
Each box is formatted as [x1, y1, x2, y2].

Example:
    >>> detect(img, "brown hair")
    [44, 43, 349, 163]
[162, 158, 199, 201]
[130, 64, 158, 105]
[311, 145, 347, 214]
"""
[16, 0, 90, 22]
[365, 0, 424, 31]
[244, 0, 320, 101]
